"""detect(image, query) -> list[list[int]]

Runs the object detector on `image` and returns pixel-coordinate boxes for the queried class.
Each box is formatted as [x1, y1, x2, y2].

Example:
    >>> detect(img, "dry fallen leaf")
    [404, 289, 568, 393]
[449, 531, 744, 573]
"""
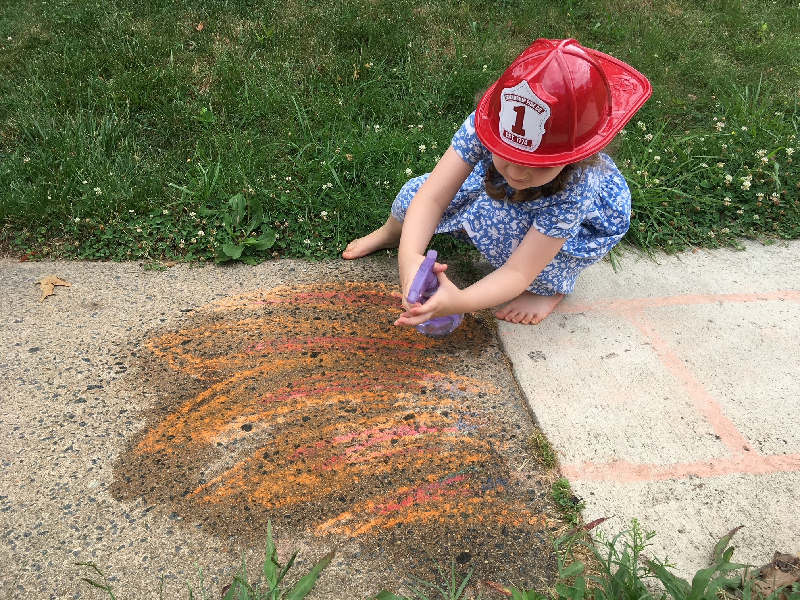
[751, 552, 800, 600]
[37, 275, 71, 302]
[196, 21, 204, 32]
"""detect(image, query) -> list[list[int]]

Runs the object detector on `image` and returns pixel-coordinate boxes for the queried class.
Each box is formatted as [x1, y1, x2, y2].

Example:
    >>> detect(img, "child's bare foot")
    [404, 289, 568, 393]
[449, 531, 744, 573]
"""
[342, 217, 402, 259]
[495, 291, 564, 325]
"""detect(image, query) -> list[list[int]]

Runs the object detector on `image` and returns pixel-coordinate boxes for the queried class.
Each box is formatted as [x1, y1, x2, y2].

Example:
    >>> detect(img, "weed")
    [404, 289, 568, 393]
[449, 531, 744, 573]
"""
[213, 193, 277, 265]
[374, 560, 477, 600]
[76, 521, 332, 600]
[221, 521, 334, 599]
[491, 518, 800, 600]
[528, 431, 559, 469]
[551, 478, 585, 527]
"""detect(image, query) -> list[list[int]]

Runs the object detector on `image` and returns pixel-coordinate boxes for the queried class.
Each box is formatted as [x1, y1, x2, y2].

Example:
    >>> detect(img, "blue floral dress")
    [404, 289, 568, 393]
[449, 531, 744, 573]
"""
[391, 112, 631, 296]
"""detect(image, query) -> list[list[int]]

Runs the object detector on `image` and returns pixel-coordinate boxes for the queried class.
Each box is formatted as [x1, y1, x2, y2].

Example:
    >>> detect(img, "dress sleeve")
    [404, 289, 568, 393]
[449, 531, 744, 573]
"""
[450, 112, 492, 166]
[530, 166, 600, 240]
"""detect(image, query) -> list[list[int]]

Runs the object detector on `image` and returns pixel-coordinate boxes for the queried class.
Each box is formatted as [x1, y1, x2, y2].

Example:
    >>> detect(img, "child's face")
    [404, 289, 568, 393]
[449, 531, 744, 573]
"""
[492, 154, 566, 190]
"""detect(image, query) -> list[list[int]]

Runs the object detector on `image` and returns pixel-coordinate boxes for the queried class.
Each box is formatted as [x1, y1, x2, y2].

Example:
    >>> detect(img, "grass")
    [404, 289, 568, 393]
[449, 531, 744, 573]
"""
[1, 0, 799, 262]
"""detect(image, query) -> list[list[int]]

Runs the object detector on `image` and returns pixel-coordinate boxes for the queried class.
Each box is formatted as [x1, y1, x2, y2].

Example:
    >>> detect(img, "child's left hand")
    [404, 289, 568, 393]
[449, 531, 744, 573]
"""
[395, 263, 461, 327]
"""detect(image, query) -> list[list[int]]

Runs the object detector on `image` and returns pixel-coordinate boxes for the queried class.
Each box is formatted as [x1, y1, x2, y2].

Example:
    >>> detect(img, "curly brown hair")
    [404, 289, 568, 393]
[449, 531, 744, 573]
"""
[483, 154, 604, 203]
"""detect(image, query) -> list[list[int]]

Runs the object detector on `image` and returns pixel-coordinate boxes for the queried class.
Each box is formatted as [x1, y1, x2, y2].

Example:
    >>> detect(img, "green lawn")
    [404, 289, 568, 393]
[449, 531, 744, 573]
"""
[1, 0, 798, 262]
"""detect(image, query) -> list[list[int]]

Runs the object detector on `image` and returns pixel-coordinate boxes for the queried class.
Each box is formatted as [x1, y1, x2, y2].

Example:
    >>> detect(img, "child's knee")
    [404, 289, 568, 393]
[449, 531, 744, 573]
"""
[391, 175, 428, 222]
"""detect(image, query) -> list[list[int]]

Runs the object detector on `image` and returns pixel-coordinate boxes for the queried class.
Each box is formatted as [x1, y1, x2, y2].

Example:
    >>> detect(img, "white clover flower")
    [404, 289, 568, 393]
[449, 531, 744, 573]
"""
[304, 238, 311, 245]
[771, 192, 780, 202]
[741, 180, 751, 190]
[419, 144, 426, 152]
[482, 65, 488, 72]
[198, 230, 205, 236]
[285, 176, 292, 181]
[83, 180, 88, 185]
[320, 211, 328, 220]
[721, 228, 730, 234]
[753, 215, 759, 220]
[431, 142, 437, 149]
[756, 149, 767, 157]
[74, 217, 80, 223]
[136, 227, 142, 233]
[700, 163, 709, 168]
[23, 156, 30, 163]
[736, 209, 744, 214]
[714, 121, 725, 131]
[721, 143, 728, 150]
[373, 124, 381, 132]
[644, 133, 653, 141]
[723, 197, 731, 206]
[94, 187, 102, 195]
[717, 162, 725, 168]
[709, 230, 715, 237]
[190, 237, 197, 243]
[619, 129, 627, 135]
[417, 124, 423, 129]
[787, 148, 795, 156]
[163, 209, 169, 215]
[653, 156, 661, 162]
[189, 211, 196, 217]
[761, 156, 769, 164]
[405, 168, 413, 176]
[637, 121, 646, 130]
[725, 174, 733, 183]
[741, 126, 748, 131]
[757, 192, 765, 200]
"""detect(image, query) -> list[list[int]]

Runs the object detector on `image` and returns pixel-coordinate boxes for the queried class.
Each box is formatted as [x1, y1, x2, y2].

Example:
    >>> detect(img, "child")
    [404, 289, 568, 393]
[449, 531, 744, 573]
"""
[343, 38, 651, 327]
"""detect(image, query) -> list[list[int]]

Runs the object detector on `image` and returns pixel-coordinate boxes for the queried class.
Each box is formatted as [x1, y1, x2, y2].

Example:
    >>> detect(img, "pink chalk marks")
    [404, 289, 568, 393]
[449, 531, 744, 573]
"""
[557, 291, 800, 483]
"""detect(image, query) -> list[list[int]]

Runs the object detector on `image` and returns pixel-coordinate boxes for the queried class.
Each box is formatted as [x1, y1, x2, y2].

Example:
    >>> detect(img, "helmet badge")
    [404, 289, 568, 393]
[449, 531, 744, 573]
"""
[498, 80, 551, 153]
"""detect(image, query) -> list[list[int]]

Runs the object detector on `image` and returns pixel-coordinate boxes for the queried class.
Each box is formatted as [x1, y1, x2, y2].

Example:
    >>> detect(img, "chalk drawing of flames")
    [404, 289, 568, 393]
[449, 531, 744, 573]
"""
[123, 282, 545, 541]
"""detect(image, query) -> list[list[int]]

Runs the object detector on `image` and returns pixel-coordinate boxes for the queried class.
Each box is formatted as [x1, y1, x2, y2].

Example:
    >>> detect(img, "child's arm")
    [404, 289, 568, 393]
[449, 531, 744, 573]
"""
[397, 146, 474, 302]
[395, 224, 566, 326]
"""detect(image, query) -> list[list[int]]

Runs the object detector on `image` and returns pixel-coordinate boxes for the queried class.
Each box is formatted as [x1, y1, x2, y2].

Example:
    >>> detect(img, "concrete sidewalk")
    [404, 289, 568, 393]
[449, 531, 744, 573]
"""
[498, 239, 800, 579]
[1, 239, 798, 598]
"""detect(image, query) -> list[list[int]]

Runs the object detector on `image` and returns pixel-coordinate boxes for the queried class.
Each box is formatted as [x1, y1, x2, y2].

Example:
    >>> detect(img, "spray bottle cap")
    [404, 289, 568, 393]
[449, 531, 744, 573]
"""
[406, 250, 438, 305]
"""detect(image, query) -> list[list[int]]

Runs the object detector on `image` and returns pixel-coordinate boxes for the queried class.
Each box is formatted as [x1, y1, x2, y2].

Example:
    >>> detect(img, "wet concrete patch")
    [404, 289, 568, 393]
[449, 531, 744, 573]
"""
[112, 281, 558, 594]
[0, 259, 561, 599]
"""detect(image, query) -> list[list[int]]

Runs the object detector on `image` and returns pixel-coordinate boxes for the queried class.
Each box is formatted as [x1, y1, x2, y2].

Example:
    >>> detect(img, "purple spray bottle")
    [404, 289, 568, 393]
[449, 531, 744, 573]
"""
[406, 250, 464, 338]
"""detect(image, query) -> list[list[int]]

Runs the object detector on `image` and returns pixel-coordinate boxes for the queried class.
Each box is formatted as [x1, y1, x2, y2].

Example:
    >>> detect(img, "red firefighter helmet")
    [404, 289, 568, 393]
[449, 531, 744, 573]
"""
[475, 38, 651, 167]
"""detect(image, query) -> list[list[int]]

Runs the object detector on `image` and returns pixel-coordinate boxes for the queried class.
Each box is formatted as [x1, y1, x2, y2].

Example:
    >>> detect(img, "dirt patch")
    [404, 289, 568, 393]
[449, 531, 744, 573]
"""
[111, 280, 560, 594]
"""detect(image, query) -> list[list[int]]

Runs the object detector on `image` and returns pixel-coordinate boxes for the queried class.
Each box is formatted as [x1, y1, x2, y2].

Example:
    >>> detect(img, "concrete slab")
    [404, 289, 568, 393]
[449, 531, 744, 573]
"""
[498, 240, 800, 579]
[0, 257, 560, 599]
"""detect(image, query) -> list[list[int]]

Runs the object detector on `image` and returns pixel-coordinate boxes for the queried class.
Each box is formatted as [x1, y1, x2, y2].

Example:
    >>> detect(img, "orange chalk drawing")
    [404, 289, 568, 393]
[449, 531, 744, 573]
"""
[113, 282, 548, 574]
